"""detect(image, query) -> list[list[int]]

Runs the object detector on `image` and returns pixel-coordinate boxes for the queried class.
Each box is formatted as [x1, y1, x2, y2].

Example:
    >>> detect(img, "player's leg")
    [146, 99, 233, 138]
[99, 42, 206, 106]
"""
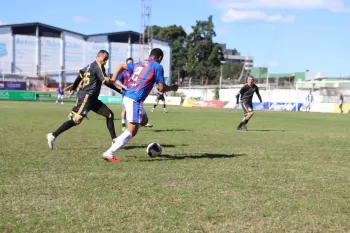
[162, 96, 167, 113]
[103, 97, 145, 162]
[92, 100, 117, 143]
[56, 94, 59, 104]
[46, 93, 89, 149]
[60, 94, 64, 104]
[237, 103, 254, 131]
[340, 104, 343, 113]
[121, 106, 127, 131]
[151, 98, 160, 112]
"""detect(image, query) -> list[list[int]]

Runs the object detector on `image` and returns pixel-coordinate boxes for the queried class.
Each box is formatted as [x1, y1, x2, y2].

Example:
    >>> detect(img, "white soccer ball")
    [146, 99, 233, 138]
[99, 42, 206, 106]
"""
[146, 142, 162, 157]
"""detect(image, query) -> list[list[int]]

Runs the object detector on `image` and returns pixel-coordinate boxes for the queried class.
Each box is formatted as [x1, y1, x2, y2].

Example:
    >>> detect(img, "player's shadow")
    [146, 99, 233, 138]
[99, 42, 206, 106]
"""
[123, 144, 188, 150]
[151, 129, 192, 133]
[141, 153, 246, 161]
[249, 129, 285, 132]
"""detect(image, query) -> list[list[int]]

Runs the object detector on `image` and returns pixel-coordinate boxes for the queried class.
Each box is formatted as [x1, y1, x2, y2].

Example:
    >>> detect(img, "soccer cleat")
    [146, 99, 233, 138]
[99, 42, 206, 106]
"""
[237, 126, 242, 130]
[151, 108, 154, 112]
[121, 126, 126, 132]
[46, 133, 55, 150]
[144, 123, 153, 128]
[163, 109, 168, 113]
[103, 151, 120, 163]
[241, 124, 248, 131]
[103, 156, 120, 163]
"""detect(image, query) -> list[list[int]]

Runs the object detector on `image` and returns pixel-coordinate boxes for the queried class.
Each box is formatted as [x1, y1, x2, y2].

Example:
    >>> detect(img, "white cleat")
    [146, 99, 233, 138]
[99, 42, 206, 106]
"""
[46, 133, 55, 150]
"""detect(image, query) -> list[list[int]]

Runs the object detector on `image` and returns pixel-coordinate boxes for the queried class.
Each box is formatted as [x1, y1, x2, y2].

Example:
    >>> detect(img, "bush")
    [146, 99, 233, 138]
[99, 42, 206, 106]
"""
[213, 87, 220, 100]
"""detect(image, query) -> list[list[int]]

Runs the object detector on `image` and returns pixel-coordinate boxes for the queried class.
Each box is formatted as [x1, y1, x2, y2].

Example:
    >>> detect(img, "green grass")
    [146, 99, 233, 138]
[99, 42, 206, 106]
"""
[1, 101, 350, 233]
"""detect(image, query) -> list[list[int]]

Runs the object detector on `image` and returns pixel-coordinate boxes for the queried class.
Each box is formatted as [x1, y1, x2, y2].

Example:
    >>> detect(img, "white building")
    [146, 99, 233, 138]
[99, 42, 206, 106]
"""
[220, 44, 253, 70]
[0, 22, 172, 84]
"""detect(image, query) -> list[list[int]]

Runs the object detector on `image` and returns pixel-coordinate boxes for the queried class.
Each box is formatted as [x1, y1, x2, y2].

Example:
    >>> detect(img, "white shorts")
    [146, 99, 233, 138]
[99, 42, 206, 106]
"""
[57, 94, 64, 99]
[123, 96, 145, 123]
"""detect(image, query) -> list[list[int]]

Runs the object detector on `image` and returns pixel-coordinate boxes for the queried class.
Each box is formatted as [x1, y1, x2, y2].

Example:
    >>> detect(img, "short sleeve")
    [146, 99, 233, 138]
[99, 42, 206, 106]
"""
[117, 72, 124, 82]
[154, 64, 165, 84]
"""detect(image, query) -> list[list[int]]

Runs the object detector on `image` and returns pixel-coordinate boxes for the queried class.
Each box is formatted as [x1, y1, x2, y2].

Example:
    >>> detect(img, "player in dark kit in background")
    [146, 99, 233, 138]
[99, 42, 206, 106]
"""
[339, 93, 344, 113]
[151, 89, 167, 113]
[46, 50, 123, 149]
[234, 76, 264, 131]
[116, 57, 134, 132]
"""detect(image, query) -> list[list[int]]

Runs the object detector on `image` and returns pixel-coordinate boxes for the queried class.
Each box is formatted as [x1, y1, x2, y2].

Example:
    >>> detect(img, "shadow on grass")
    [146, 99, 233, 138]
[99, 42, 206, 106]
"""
[150, 129, 192, 133]
[249, 129, 285, 132]
[124, 144, 188, 150]
[141, 153, 247, 161]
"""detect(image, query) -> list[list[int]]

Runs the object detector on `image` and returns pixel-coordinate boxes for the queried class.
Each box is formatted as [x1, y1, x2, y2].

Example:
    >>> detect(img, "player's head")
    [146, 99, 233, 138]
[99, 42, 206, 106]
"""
[126, 57, 133, 64]
[149, 48, 163, 63]
[247, 76, 254, 85]
[96, 50, 109, 65]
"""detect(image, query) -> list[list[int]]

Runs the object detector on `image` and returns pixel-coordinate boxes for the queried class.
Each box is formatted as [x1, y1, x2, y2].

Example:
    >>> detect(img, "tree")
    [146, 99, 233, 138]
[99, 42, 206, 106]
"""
[221, 63, 243, 80]
[147, 25, 188, 80]
[186, 16, 224, 80]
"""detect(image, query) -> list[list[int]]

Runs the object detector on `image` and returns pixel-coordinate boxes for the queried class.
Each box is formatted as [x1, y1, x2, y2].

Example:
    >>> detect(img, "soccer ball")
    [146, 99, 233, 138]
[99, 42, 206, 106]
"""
[146, 143, 162, 157]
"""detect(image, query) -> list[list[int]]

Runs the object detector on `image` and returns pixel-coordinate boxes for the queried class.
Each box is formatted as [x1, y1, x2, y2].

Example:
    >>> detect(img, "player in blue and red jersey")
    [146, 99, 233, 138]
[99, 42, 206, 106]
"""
[115, 57, 134, 132]
[102, 48, 178, 162]
[56, 83, 64, 104]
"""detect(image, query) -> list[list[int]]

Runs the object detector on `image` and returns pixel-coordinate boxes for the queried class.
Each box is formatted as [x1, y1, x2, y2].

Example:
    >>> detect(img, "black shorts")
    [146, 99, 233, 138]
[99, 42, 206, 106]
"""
[72, 92, 105, 117]
[241, 102, 253, 115]
[157, 95, 165, 101]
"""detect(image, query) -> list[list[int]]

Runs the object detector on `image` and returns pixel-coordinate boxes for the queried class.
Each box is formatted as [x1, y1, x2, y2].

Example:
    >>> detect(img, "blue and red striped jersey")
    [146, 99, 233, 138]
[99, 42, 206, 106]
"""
[117, 63, 134, 89]
[124, 58, 165, 102]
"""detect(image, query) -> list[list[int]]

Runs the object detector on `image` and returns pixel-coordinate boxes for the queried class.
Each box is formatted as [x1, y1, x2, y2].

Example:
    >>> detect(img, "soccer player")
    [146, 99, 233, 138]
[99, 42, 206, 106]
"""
[151, 89, 167, 113]
[234, 76, 264, 131]
[305, 90, 313, 112]
[339, 93, 344, 113]
[56, 83, 64, 104]
[46, 50, 122, 149]
[102, 48, 178, 163]
[115, 57, 134, 132]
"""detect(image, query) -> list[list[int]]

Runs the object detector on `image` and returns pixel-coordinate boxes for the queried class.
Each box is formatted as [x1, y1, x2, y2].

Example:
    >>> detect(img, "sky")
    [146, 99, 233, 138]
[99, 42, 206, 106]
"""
[0, 0, 349, 76]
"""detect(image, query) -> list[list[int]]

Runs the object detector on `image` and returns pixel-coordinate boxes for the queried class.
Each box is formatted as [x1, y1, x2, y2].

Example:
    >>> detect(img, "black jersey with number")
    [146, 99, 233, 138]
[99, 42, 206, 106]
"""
[78, 61, 109, 97]
[236, 84, 262, 104]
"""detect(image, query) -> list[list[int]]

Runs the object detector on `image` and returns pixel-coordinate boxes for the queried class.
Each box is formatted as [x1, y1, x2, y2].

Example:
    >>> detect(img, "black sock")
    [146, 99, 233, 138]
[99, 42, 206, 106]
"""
[153, 104, 157, 109]
[122, 123, 126, 127]
[163, 104, 166, 109]
[107, 117, 117, 139]
[244, 119, 249, 124]
[238, 122, 243, 128]
[52, 120, 76, 137]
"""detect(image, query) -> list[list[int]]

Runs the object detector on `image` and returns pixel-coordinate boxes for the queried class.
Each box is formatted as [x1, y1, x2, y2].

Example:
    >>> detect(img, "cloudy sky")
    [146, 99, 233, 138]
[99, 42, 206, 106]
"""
[1, 0, 349, 76]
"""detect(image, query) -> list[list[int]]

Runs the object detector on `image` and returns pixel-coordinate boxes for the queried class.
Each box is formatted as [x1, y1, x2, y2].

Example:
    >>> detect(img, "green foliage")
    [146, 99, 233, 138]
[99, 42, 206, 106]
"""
[186, 16, 223, 80]
[222, 63, 243, 80]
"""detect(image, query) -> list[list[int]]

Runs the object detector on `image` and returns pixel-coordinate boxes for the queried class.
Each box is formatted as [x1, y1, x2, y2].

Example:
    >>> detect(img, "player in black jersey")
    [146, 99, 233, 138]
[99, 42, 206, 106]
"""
[234, 76, 264, 131]
[46, 50, 123, 149]
[151, 89, 167, 113]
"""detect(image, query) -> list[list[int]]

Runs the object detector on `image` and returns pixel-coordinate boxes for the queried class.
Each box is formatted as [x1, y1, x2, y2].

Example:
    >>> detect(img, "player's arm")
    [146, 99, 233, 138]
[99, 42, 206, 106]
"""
[70, 72, 84, 91]
[255, 86, 263, 103]
[116, 73, 128, 91]
[104, 82, 122, 94]
[110, 64, 128, 82]
[155, 66, 178, 92]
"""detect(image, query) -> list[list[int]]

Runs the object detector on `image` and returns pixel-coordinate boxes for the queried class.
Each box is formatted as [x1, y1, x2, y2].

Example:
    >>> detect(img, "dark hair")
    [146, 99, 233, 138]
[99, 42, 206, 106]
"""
[126, 57, 133, 63]
[150, 48, 163, 58]
[98, 50, 109, 56]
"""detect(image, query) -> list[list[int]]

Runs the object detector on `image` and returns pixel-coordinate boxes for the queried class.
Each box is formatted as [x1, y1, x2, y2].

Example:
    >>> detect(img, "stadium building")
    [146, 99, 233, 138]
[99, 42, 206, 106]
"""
[0, 22, 172, 84]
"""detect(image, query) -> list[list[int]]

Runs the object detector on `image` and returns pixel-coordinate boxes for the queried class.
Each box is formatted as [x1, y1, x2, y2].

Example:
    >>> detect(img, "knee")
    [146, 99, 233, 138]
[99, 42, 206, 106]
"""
[73, 115, 83, 125]
[108, 110, 114, 119]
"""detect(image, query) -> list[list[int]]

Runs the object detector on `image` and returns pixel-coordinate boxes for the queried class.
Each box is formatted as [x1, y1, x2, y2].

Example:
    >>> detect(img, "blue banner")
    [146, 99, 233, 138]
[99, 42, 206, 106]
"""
[268, 102, 303, 112]
[0, 81, 27, 90]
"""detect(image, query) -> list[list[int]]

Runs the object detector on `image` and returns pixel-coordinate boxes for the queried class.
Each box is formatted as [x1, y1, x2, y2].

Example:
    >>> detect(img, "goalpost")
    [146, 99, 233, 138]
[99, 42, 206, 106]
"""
[295, 80, 350, 112]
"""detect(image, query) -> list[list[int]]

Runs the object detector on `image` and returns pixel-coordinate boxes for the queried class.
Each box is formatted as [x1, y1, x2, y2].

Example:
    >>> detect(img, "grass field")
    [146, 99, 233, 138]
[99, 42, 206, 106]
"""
[1, 101, 350, 233]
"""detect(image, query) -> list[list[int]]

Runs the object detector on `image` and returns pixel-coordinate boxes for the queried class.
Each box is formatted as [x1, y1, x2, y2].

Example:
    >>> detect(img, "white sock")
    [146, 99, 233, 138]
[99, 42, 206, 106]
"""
[106, 130, 132, 154]
[121, 119, 126, 124]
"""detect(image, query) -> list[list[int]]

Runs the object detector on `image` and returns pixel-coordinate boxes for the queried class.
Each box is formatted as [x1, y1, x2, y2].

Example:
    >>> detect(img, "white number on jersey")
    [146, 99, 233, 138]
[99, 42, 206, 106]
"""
[130, 66, 144, 87]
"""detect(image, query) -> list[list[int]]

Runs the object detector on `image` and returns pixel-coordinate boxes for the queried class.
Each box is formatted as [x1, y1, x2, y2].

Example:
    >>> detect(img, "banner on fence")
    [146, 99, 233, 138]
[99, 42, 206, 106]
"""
[98, 96, 123, 104]
[36, 92, 77, 102]
[0, 81, 26, 90]
[183, 98, 196, 107]
[0, 91, 36, 100]
[269, 102, 302, 112]
[192, 100, 226, 108]
[144, 95, 181, 105]
[299, 103, 335, 113]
